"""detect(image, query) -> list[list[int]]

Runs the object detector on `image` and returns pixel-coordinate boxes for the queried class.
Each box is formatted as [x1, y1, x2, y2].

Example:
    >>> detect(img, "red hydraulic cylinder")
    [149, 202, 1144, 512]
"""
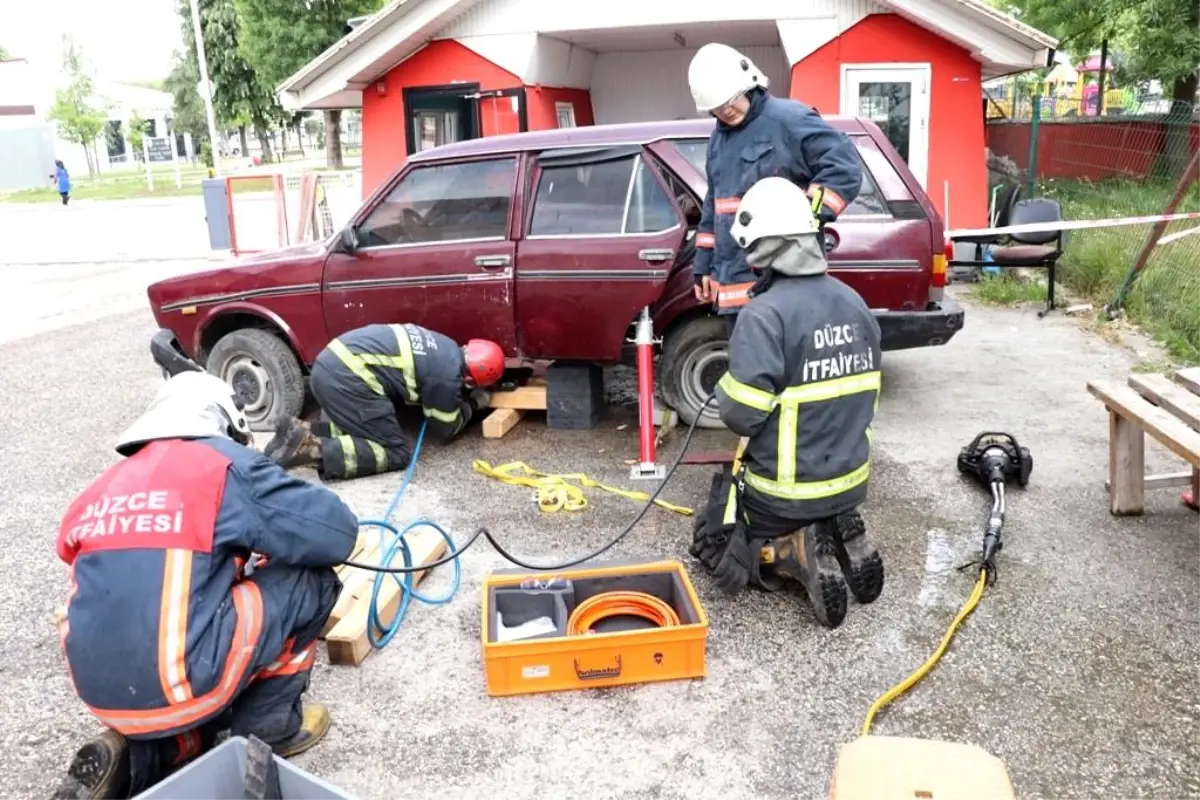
[630, 306, 665, 480]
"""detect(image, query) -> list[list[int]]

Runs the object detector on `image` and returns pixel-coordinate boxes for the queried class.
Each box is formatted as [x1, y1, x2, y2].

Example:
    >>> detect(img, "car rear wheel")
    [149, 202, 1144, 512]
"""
[659, 315, 729, 430]
[206, 328, 305, 432]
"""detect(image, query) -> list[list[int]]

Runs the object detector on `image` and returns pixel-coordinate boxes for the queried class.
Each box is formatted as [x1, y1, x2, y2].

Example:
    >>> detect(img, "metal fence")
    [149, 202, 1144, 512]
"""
[985, 88, 1199, 362]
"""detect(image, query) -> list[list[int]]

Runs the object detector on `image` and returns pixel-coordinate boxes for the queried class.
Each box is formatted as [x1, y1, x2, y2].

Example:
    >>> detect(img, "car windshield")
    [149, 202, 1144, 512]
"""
[667, 139, 709, 178]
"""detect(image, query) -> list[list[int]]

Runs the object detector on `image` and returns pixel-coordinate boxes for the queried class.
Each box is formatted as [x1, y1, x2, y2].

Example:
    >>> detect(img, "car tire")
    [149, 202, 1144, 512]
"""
[659, 315, 729, 430]
[206, 328, 305, 432]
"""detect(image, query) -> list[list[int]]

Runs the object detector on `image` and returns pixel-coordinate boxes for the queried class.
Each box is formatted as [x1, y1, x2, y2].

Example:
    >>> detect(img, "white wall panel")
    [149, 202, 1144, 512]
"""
[527, 37, 596, 88]
[589, 46, 789, 125]
[441, 0, 883, 37]
[455, 33, 538, 79]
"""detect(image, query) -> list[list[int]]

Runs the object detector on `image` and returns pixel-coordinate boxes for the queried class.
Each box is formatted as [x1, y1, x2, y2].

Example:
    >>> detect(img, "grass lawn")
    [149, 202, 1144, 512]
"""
[974, 176, 1199, 364]
[0, 165, 281, 204]
[1043, 177, 1200, 364]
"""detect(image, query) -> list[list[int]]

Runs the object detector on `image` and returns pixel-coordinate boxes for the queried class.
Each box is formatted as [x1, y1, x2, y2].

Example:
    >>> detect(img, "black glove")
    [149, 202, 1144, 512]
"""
[712, 519, 755, 594]
[688, 469, 733, 571]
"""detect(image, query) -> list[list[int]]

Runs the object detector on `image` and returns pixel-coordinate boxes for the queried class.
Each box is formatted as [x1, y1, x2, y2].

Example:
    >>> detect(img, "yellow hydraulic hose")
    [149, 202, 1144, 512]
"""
[472, 459, 694, 516]
[860, 567, 990, 737]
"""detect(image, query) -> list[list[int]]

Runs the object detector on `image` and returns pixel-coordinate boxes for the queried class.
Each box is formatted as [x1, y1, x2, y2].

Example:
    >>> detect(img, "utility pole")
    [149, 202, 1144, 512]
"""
[189, 0, 224, 177]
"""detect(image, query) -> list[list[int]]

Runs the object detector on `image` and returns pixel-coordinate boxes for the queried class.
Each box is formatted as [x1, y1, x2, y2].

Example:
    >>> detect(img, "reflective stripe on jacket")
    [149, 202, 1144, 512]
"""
[693, 88, 863, 314]
[324, 323, 473, 441]
[715, 274, 882, 521]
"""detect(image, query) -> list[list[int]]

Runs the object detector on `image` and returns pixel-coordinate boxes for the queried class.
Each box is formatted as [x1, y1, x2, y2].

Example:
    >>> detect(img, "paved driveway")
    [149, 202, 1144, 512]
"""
[0, 267, 1195, 798]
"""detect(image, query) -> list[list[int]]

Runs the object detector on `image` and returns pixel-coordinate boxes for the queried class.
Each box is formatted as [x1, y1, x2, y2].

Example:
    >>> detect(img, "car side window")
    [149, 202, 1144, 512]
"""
[356, 157, 515, 247]
[529, 154, 679, 237]
[668, 137, 889, 216]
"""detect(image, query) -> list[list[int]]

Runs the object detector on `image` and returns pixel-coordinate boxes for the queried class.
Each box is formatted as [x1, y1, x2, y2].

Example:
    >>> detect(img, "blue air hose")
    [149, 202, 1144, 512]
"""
[356, 420, 462, 650]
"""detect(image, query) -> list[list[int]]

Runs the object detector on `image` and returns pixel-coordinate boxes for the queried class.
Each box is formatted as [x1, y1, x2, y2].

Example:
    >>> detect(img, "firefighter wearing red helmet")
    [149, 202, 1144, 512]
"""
[266, 323, 505, 480]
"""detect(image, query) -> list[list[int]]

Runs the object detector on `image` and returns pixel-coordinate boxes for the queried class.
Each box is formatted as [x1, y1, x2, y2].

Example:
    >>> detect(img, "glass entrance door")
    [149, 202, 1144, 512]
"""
[841, 65, 930, 188]
[413, 111, 461, 152]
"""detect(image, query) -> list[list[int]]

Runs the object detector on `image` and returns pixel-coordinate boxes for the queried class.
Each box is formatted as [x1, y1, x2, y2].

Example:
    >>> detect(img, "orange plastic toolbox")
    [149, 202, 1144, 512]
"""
[480, 559, 709, 697]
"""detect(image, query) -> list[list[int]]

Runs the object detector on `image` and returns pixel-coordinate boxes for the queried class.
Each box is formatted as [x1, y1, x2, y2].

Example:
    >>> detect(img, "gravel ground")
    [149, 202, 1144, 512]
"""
[0, 277, 1196, 800]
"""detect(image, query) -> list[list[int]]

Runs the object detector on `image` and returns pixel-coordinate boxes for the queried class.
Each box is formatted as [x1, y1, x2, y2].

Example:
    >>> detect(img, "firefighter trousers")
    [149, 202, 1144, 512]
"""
[309, 355, 412, 481]
[123, 565, 341, 793]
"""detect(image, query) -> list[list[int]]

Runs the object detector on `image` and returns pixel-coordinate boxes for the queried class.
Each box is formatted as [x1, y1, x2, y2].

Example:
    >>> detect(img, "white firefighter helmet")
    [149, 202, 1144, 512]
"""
[729, 177, 821, 249]
[687, 43, 769, 113]
[116, 371, 252, 457]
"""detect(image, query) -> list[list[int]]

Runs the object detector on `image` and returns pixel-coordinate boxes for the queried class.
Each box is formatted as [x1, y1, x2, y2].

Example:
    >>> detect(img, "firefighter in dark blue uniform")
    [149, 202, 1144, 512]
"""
[687, 42, 864, 334]
[689, 177, 885, 630]
[266, 323, 506, 480]
[54, 371, 359, 799]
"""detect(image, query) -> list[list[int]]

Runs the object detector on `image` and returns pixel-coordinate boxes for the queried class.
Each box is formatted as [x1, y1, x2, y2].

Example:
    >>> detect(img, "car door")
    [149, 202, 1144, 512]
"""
[514, 145, 687, 361]
[322, 155, 519, 351]
[822, 134, 933, 312]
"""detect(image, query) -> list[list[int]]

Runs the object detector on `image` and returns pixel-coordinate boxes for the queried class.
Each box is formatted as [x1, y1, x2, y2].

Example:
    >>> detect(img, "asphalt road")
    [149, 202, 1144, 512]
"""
[0, 261, 1196, 798]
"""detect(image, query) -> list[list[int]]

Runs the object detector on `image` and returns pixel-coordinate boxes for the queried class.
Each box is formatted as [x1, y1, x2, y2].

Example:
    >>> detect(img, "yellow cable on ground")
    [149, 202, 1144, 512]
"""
[860, 568, 990, 737]
[471, 460, 694, 516]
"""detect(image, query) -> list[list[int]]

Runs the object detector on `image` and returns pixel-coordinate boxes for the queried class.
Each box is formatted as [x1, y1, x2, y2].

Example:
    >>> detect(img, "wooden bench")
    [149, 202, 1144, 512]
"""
[1087, 367, 1200, 515]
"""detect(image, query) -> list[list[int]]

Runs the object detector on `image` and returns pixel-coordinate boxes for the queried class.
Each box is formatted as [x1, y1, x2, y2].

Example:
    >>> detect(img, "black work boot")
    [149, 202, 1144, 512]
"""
[830, 511, 885, 604]
[52, 730, 130, 800]
[266, 419, 321, 470]
[763, 524, 848, 629]
[271, 703, 331, 759]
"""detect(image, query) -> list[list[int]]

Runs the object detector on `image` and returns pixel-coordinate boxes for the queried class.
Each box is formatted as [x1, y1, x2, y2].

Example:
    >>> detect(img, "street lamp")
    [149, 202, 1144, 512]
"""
[188, 0, 224, 177]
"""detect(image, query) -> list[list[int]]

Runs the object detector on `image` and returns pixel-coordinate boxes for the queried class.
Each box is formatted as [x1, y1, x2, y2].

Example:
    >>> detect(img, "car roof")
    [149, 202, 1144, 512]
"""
[409, 116, 868, 162]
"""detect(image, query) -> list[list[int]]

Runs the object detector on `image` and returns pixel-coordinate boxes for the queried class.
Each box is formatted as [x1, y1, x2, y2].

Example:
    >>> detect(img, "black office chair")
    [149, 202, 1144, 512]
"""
[986, 197, 1066, 317]
[948, 183, 1022, 280]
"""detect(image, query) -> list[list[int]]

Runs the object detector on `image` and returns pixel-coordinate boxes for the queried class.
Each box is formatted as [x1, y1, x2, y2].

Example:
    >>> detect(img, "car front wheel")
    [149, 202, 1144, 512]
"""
[659, 315, 729, 430]
[206, 328, 305, 432]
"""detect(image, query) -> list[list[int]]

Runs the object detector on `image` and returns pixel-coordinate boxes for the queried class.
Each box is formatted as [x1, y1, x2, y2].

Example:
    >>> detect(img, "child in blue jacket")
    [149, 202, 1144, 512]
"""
[52, 160, 71, 205]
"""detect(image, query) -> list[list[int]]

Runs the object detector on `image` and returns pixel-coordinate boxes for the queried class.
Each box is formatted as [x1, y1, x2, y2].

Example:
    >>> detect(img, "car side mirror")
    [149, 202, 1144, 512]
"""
[339, 226, 359, 253]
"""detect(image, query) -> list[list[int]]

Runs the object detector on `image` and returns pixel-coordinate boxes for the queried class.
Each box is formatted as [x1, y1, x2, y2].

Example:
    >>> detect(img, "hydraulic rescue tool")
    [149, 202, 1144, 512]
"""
[837, 431, 1034, 800]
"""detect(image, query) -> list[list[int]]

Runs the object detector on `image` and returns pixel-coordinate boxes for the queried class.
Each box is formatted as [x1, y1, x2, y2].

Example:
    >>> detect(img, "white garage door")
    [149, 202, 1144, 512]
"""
[590, 46, 791, 124]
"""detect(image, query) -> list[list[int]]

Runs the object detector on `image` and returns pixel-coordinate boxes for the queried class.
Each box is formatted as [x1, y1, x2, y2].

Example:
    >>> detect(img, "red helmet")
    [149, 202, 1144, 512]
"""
[463, 339, 505, 387]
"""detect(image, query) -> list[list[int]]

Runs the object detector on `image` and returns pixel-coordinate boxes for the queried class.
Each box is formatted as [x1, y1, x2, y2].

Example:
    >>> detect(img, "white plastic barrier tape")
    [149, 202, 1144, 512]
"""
[1156, 224, 1200, 246]
[947, 211, 1200, 240]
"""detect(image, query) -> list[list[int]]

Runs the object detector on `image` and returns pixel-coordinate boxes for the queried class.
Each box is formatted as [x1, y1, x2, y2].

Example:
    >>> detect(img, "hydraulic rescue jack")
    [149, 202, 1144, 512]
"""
[832, 432, 1034, 800]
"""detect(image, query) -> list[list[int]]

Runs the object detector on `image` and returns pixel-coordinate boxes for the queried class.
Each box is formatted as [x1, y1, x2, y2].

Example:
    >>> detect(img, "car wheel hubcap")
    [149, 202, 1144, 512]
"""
[683, 342, 727, 419]
[222, 355, 272, 422]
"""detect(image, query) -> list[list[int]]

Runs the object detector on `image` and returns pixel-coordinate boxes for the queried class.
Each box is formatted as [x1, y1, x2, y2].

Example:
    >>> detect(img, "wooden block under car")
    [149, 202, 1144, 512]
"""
[545, 362, 605, 430]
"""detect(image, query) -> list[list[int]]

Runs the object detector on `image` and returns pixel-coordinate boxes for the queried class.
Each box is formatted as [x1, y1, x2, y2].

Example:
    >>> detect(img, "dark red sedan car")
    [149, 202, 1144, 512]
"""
[147, 117, 963, 431]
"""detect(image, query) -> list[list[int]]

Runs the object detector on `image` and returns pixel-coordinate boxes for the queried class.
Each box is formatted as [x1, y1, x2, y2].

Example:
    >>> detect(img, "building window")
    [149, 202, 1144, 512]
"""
[529, 154, 679, 237]
[555, 102, 576, 129]
[356, 157, 516, 247]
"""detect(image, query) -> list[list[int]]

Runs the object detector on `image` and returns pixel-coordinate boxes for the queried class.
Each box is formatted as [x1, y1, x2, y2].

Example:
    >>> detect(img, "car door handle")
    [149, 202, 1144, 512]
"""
[475, 255, 511, 268]
[638, 248, 675, 263]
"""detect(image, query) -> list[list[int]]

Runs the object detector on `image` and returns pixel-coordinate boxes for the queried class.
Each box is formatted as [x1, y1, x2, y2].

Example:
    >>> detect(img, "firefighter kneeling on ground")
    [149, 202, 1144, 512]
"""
[689, 176, 885, 629]
[54, 371, 359, 799]
[267, 323, 506, 479]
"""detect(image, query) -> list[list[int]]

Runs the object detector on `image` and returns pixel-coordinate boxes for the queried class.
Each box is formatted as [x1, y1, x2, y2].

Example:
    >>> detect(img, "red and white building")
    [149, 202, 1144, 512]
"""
[278, 0, 1056, 227]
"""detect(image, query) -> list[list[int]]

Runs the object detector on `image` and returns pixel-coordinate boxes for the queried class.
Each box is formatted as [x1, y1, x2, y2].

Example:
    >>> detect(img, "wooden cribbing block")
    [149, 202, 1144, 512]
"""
[488, 385, 546, 410]
[334, 531, 377, 582]
[325, 528, 449, 666]
[483, 407, 524, 439]
[322, 539, 383, 637]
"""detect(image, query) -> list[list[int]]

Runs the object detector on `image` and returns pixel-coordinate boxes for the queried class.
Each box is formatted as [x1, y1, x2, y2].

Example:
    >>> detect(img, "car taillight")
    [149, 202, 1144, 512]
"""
[932, 252, 948, 289]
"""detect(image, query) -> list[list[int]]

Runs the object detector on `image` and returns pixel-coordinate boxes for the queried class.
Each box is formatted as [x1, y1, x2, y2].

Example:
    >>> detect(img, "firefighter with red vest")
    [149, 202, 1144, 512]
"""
[53, 371, 358, 799]
[266, 323, 506, 479]
[687, 42, 863, 334]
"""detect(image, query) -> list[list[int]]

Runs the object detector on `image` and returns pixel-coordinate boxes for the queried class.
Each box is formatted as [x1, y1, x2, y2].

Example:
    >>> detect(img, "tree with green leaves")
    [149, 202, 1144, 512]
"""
[0, 46, 10, 61]
[164, 48, 211, 154]
[128, 112, 150, 160]
[46, 36, 109, 177]
[234, 0, 383, 168]
[998, 0, 1199, 175]
[176, 0, 283, 162]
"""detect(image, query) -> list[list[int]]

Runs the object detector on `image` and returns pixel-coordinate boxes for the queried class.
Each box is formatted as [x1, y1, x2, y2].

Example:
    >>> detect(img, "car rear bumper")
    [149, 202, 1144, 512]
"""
[876, 296, 965, 352]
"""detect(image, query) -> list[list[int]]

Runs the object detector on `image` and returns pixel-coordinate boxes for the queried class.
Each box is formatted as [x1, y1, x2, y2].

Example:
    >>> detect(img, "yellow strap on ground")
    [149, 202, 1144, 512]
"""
[472, 460, 694, 516]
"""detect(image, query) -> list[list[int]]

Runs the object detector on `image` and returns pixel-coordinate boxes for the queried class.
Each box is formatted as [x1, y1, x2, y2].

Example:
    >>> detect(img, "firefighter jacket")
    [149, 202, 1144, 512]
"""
[715, 274, 882, 521]
[324, 323, 474, 441]
[56, 436, 358, 738]
[694, 88, 863, 313]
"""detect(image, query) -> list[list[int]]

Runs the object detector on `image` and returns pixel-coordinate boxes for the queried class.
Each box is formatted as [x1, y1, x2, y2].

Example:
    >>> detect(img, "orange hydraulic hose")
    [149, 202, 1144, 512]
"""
[567, 591, 681, 635]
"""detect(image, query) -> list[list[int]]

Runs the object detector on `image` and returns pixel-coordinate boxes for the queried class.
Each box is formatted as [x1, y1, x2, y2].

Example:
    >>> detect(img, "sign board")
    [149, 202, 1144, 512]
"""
[146, 137, 174, 164]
